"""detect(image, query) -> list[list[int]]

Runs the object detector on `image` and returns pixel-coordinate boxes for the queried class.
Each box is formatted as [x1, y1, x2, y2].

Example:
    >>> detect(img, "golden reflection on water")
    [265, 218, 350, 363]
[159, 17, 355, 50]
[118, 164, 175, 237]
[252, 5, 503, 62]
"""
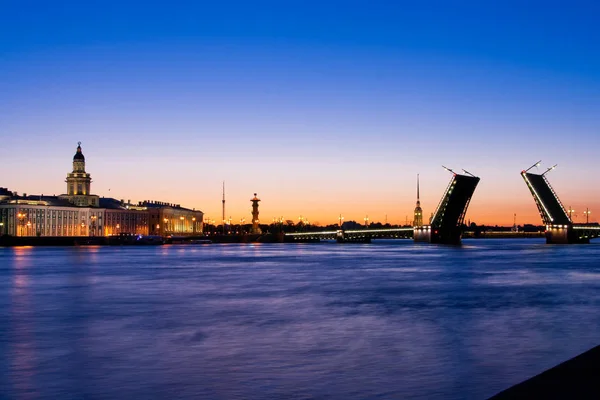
[10, 248, 38, 398]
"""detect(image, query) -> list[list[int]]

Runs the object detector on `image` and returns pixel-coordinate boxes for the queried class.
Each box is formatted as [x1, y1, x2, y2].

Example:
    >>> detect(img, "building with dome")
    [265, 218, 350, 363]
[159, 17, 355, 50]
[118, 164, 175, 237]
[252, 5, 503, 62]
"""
[59, 142, 100, 207]
[0, 143, 203, 238]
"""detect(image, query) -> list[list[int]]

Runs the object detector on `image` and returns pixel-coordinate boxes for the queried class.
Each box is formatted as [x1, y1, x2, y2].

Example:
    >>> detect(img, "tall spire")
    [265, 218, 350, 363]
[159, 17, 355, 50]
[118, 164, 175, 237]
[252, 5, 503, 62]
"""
[413, 173, 423, 227]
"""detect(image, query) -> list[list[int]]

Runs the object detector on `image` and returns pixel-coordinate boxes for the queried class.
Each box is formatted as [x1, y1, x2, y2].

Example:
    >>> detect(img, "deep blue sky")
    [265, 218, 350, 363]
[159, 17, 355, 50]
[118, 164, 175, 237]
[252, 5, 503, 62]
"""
[1, 1, 599, 224]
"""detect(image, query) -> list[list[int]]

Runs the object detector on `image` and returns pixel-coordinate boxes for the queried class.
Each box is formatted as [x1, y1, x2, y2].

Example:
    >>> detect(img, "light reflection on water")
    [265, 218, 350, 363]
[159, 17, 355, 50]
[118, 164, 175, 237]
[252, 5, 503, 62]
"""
[1, 239, 600, 399]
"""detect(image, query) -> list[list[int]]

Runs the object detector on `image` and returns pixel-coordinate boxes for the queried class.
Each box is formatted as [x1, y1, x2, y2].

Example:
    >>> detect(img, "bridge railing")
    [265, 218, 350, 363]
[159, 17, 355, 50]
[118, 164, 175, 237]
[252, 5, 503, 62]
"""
[521, 172, 553, 225]
[344, 227, 413, 234]
[430, 175, 455, 227]
[285, 231, 339, 236]
[542, 174, 571, 223]
[521, 171, 571, 225]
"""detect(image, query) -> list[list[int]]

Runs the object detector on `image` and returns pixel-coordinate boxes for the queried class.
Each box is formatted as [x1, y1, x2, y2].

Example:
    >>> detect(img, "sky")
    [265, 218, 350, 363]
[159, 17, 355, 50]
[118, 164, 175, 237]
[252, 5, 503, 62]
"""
[1, 1, 599, 226]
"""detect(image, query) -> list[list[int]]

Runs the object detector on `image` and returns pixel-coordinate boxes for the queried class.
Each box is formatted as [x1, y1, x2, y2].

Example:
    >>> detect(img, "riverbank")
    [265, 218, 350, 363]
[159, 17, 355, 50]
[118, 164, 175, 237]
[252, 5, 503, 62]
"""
[490, 344, 600, 399]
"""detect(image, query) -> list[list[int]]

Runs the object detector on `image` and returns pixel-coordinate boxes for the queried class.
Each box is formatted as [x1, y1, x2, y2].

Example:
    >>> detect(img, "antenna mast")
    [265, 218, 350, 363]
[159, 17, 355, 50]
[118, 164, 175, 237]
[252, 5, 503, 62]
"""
[524, 160, 542, 173]
[542, 164, 558, 176]
[222, 181, 226, 234]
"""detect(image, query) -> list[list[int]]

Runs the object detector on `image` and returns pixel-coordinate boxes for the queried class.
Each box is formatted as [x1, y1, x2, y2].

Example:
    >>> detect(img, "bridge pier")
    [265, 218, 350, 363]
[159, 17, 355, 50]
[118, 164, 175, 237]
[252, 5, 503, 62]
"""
[522, 168, 598, 244]
[424, 172, 479, 245]
[413, 225, 464, 244]
[429, 229, 463, 245]
[546, 225, 590, 244]
[413, 226, 431, 242]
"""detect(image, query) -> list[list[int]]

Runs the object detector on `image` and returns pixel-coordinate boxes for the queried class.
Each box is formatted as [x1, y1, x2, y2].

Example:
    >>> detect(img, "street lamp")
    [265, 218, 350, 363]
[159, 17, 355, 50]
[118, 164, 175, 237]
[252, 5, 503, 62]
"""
[180, 216, 185, 233]
[364, 215, 369, 229]
[584, 208, 591, 224]
[567, 206, 576, 222]
[192, 217, 196, 234]
[27, 221, 32, 236]
[163, 218, 168, 233]
[338, 214, 344, 228]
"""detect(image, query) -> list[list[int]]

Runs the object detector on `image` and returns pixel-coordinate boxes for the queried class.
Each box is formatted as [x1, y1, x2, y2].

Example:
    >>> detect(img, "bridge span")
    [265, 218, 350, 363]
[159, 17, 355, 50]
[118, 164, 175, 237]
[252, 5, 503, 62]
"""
[521, 162, 600, 244]
[285, 227, 413, 243]
[285, 169, 480, 245]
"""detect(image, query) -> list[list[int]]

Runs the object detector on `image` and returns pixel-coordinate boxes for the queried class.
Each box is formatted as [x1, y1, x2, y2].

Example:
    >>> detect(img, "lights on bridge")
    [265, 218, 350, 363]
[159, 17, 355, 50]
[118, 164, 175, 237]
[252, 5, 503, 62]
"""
[547, 224, 570, 230]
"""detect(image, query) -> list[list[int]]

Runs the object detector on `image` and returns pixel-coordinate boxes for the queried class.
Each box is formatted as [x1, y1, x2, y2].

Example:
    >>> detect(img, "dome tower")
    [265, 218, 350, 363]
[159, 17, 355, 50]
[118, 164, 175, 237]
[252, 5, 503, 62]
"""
[61, 142, 99, 207]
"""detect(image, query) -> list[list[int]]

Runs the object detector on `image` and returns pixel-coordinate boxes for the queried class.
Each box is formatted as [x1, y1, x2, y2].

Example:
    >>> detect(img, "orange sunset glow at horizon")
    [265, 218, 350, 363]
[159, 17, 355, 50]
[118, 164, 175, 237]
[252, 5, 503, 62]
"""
[3, 142, 598, 227]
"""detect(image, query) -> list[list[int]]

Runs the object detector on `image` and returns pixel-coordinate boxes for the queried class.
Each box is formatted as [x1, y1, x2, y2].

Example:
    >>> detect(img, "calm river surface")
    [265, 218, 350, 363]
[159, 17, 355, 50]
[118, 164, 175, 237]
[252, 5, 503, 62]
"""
[1, 239, 600, 399]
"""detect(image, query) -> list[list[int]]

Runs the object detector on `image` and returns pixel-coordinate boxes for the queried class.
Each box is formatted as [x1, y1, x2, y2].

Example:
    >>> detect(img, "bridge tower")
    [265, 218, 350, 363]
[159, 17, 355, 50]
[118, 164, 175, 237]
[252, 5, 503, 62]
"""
[415, 168, 480, 244]
[521, 162, 597, 243]
[413, 174, 423, 227]
[250, 193, 262, 234]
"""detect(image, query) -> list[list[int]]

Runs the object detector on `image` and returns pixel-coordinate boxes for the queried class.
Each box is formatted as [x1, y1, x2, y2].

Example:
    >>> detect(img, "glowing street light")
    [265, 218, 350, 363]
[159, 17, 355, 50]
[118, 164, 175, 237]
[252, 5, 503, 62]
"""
[584, 208, 591, 224]
[0, 222, 4, 236]
[567, 206, 576, 222]
[338, 214, 344, 228]
[364, 215, 369, 229]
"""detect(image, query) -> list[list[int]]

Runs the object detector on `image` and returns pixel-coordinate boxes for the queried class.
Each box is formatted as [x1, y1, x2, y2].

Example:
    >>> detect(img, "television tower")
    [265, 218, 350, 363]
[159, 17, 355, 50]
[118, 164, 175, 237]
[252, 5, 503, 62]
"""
[222, 181, 226, 234]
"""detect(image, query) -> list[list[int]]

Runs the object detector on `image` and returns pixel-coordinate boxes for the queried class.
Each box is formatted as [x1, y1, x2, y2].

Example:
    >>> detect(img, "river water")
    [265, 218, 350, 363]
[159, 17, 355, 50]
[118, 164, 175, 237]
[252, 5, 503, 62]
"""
[1, 239, 599, 399]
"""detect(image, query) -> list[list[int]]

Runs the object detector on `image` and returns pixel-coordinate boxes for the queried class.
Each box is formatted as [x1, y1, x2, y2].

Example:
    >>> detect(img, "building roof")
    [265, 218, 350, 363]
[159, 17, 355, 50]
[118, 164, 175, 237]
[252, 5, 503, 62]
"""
[138, 200, 202, 213]
[73, 142, 85, 161]
[99, 198, 131, 210]
[1, 194, 75, 207]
